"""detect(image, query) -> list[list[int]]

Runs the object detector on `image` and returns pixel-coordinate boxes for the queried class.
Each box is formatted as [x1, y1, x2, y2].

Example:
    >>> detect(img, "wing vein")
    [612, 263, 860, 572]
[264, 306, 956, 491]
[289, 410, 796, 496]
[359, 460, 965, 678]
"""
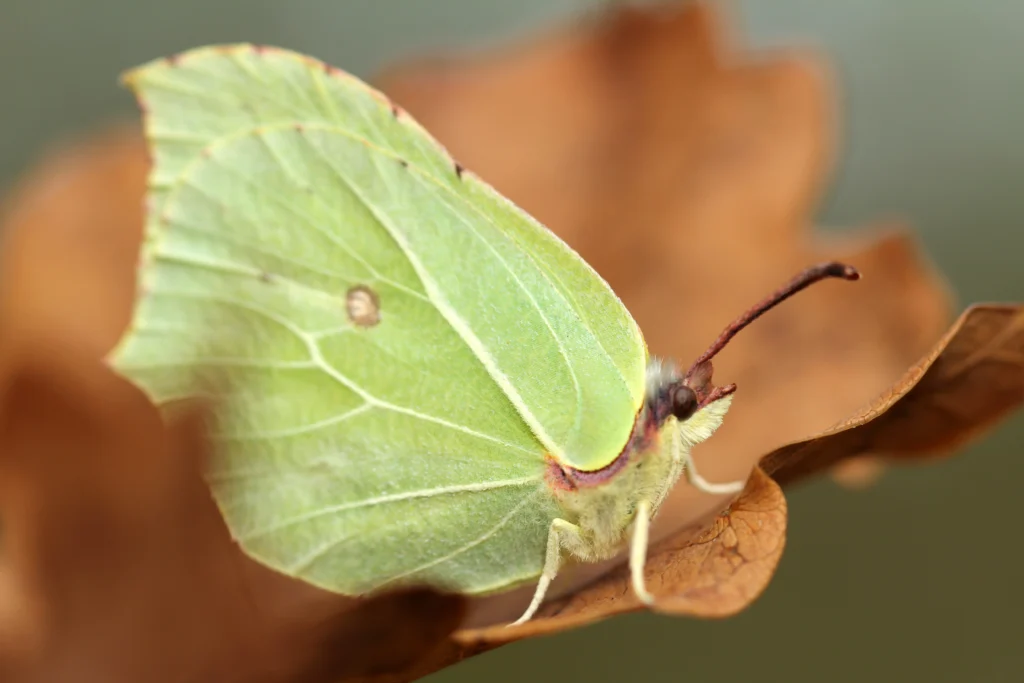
[426, 182, 585, 436]
[165, 211, 427, 301]
[298, 134, 564, 460]
[116, 357, 314, 371]
[217, 403, 373, 440]
[305, 339, 540, 456]
[244, 476, 538, 545]
[192, 148, 386, 285]
[146, 284, 538, 455]
[376, 489, 541, 588]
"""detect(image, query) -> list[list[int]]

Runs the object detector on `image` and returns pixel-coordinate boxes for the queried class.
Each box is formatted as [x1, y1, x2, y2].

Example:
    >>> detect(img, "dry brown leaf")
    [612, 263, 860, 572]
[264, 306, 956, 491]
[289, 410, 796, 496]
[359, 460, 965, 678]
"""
[378, 1, 953, 545]
[762, 304, 1024, 485]
[0, 339, 464, 683]
[376, 0, 953, 628]
[0, 2, 1019, 681]
[480, 467, 785, 635]
[383, 468, 785, 682]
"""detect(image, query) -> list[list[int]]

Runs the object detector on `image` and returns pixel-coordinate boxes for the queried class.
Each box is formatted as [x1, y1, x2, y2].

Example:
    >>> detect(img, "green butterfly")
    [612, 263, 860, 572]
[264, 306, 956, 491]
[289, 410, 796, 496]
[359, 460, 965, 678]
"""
[109, 45, 858, 625]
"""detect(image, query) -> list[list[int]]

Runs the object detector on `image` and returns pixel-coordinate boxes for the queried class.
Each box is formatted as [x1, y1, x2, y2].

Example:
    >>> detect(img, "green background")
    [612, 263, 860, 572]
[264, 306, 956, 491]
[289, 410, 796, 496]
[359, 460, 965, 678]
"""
[2, 1, 1021, 681]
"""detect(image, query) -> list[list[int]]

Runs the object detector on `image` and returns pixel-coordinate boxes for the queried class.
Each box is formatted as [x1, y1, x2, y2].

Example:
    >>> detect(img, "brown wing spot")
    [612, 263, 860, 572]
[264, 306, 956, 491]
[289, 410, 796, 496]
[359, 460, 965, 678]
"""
[258, 271, 274, 284]
[398, 158, 409, 168]
[346, 285, 381, 328]
[454, 162, 465, 179]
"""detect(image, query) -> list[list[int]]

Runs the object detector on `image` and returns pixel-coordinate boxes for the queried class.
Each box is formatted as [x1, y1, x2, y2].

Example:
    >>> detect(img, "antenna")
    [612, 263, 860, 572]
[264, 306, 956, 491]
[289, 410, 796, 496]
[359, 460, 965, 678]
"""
[683, 262, 860, 394]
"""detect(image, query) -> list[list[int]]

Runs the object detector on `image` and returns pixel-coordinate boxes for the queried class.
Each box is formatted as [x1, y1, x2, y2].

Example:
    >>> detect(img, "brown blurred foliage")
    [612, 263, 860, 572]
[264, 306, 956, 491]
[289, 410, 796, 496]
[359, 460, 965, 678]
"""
[0, 341, 465, 683]
[763, 304, 1024, 485]
[0, 1, 1020, 681]
[0, 128, 145, 359]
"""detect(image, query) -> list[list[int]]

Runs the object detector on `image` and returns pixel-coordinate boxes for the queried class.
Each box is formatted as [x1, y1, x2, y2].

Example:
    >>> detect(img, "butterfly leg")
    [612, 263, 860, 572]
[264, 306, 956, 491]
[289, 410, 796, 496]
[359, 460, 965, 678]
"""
[630, 498, 655, 605]
[510, 518, 585, 626]
[684, 449, 746, 495]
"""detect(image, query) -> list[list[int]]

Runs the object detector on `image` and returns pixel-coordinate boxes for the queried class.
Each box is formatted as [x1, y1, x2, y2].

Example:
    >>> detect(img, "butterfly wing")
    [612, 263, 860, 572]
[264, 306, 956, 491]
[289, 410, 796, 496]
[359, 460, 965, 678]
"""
[110, 46, 645, 594]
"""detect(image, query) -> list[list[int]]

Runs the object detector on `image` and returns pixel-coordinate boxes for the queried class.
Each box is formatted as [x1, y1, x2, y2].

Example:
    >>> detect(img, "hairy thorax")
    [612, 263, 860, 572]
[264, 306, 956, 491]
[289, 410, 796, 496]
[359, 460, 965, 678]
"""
[544, 413, 688, 563]
[541, 353, 735, 566]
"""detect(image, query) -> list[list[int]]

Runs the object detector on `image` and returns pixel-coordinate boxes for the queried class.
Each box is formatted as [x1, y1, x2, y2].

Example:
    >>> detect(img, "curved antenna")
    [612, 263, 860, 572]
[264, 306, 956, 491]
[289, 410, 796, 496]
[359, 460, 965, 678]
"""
[683, 262, 861, 399]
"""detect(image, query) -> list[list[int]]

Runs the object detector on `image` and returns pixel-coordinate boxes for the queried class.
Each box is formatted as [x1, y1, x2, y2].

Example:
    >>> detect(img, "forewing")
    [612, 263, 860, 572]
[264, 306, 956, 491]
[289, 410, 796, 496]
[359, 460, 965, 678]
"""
[110, 46, 644, 593]
[122, 45, 646, 466]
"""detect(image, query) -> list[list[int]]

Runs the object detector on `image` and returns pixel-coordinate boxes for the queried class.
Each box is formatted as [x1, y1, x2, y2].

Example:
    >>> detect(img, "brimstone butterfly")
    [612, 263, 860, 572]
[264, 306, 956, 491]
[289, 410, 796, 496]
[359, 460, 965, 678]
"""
[108, 45, 859, 625]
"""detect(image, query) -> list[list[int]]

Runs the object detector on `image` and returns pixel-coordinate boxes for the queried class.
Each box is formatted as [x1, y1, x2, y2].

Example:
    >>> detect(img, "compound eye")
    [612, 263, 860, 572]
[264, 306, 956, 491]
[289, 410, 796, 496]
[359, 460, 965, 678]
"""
[670, 384, 698, 421]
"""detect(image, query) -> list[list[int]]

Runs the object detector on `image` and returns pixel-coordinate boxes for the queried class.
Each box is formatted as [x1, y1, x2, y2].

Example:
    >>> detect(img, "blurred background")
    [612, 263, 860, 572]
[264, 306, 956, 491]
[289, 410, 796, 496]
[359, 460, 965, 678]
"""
[1, 1, 1021, 682]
